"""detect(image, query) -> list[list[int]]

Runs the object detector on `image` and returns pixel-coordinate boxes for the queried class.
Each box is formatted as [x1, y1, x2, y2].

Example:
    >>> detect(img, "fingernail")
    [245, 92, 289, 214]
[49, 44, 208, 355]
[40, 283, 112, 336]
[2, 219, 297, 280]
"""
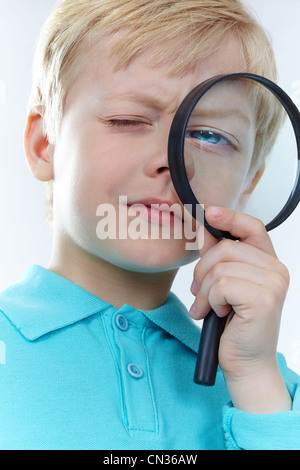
[190, 280, 198, 295]
[210, 206, 223, 218]
[189, 303, 197, 318]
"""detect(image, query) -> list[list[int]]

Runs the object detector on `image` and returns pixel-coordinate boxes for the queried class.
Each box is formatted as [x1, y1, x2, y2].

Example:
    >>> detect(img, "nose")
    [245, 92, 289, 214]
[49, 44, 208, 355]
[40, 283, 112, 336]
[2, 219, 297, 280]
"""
[143, 119, 171, 179]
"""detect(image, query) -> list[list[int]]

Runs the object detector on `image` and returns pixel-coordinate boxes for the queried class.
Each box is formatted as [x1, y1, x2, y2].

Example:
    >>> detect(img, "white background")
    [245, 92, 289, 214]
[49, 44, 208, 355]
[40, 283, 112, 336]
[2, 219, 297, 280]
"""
[0, 0, 299, 373]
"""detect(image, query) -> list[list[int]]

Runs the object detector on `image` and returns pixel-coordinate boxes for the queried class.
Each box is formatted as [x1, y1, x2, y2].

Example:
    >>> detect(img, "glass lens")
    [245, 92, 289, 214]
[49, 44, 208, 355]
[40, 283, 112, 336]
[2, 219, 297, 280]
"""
[183, 77, 298, 226]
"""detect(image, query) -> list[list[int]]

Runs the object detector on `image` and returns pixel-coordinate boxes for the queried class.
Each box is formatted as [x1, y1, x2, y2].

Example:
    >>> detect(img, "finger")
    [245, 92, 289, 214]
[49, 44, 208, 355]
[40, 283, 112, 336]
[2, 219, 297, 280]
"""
[197, 220, 218, 254]
[190, 274, 238, 320]
[207, 276, 284, 328]
[204, 206, 277, 257]
[192, 238, 288, 295]
[190, 273, 285, 321]
[192, 261, 288, 311]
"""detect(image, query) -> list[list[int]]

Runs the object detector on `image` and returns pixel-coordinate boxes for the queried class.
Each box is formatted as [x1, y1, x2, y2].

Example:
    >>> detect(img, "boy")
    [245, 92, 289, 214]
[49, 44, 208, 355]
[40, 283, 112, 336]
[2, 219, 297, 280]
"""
[0, 0, 299, 450]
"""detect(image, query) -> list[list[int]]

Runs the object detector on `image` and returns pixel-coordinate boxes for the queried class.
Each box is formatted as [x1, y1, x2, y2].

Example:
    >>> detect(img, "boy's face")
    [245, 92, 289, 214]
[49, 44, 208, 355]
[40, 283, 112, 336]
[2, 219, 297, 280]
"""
[50, 37, 248, 273]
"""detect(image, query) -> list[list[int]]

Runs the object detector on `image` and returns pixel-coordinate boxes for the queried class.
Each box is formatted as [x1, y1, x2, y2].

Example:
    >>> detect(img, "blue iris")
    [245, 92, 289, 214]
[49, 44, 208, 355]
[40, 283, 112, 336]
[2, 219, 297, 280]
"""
[190, 130, 228, 145]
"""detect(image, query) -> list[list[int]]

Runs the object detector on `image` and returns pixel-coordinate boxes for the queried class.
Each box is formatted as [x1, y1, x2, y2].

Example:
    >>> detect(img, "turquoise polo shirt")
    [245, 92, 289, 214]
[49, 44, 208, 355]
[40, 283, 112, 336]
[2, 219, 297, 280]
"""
[0, 265, 299, 450]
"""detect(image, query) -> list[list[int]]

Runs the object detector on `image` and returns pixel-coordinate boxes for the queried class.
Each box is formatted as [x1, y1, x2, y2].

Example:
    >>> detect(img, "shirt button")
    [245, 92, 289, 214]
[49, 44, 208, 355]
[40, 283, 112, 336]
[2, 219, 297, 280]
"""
[115, 314, 129, 331]
[127, 363, 143, 379]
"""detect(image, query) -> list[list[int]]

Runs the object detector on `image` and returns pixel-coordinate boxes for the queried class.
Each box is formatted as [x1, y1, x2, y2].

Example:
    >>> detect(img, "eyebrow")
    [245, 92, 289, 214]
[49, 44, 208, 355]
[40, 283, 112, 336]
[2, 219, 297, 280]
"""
[103, 92, 252, 126]
[104, 91, 176, 112]
[190, 108, 251, 126]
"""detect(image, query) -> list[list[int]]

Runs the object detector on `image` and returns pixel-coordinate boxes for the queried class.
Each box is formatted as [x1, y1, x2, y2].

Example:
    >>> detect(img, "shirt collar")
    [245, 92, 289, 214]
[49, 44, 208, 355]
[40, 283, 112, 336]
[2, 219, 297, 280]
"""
[0, 265, 200, 352]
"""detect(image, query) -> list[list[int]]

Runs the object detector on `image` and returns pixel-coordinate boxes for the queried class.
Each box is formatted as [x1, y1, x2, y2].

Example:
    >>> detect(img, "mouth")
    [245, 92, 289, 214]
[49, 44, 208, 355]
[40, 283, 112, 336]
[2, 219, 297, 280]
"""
[126, 198, 184, 227]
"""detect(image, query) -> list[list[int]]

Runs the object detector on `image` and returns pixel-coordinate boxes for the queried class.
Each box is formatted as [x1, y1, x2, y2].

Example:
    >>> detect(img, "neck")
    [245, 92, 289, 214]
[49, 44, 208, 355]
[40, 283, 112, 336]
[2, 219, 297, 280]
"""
[48, 235, 177, 311]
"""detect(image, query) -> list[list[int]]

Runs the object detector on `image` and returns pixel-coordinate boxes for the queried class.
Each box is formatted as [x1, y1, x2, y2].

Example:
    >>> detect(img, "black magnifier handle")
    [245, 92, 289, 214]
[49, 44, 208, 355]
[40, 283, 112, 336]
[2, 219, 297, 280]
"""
[193, 236, 228, 386]
[193, 310, 227, 386]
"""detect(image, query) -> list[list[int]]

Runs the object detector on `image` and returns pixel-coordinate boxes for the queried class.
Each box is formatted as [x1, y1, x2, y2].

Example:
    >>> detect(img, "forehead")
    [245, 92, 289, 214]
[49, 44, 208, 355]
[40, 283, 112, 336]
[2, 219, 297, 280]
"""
[64, 35, 246, 112]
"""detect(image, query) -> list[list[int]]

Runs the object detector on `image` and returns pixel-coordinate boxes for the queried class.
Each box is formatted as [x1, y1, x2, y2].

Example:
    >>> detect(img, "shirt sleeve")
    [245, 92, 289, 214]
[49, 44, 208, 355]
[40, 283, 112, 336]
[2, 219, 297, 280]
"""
[222, 354, 300, 450]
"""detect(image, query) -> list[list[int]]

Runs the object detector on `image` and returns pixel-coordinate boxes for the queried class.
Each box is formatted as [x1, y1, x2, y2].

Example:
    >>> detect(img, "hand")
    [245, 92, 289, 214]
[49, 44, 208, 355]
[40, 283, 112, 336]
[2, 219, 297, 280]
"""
[190, 206, 292, 413]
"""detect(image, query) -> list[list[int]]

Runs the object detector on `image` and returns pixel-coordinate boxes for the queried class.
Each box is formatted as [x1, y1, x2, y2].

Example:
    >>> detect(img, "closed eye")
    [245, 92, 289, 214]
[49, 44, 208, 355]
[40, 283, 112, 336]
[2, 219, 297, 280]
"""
[106, 119, 149, 128]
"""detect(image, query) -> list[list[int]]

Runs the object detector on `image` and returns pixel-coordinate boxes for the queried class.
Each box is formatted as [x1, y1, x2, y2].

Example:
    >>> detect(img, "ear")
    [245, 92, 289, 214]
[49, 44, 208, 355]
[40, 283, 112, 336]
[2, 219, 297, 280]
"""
[236, 162, 266, 211]
[24, 106, 54, 182]
[242, 161, 266, 196]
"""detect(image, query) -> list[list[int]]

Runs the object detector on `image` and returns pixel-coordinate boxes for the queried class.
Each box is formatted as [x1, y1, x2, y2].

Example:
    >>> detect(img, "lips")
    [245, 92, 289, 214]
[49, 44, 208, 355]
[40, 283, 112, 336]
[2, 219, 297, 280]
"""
[126, 198, 184, 225]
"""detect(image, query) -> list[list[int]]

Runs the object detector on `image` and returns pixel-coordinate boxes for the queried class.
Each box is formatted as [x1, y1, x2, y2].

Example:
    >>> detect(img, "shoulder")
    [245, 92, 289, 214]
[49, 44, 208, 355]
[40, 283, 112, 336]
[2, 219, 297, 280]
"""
[0, 275, 32, 345]
[0, 265, 55, 342]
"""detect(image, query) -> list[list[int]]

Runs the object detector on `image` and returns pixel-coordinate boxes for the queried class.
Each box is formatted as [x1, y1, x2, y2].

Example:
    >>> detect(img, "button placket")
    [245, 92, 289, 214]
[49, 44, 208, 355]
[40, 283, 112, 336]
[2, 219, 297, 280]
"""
[112, 309, 157, 439]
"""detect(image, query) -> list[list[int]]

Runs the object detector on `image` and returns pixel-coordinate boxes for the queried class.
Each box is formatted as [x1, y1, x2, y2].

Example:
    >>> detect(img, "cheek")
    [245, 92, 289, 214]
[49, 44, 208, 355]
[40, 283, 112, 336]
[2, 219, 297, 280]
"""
[76, 124, 140, 201]
[189, 158, 251, 208]
[54, 126, 126, 212]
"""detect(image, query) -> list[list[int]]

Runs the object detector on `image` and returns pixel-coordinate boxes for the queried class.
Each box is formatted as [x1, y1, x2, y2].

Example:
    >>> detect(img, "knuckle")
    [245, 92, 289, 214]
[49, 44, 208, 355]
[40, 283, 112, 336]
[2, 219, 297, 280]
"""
[269, 274, 286, 298]
[269, 263, 290, 293]
[218, 238, 235, 255]
[279, 263, 290, 287]
[255, 217, 266, 232]
[215, 275, 229, 292]
[210, 262, 226, 282]
[193, 260, 203, 280]
[252, 216, 266, 235]
[277, 273, 289, 298]
[259, 286, 282, 315]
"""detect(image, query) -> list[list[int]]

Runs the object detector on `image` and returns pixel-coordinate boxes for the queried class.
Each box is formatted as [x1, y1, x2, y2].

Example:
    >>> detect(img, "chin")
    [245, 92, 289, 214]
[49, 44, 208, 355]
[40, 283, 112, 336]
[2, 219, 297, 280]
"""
[101, 238, 199, 274]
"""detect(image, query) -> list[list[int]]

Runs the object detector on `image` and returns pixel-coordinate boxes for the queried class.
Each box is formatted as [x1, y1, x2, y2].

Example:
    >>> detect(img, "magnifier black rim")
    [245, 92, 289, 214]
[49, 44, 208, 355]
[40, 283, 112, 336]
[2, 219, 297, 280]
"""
[168, 72, 300, 240]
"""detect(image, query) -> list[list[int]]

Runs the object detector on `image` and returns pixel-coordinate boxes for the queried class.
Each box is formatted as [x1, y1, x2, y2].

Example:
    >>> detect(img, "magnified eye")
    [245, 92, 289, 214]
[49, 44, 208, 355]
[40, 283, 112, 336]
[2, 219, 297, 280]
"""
[186, 128, 238, 151]
[191, 130, 228, 145]
[189, 129, 232, 145]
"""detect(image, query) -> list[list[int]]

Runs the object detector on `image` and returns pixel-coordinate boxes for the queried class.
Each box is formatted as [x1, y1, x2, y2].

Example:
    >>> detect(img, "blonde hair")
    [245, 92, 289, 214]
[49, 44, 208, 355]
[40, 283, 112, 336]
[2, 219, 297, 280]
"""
[29, 0, 278, 222]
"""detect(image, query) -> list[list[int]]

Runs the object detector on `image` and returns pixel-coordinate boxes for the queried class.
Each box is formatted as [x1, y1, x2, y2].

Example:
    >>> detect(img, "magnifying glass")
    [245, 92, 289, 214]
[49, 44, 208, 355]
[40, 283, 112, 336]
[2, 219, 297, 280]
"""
[168, 73, 300, 386]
